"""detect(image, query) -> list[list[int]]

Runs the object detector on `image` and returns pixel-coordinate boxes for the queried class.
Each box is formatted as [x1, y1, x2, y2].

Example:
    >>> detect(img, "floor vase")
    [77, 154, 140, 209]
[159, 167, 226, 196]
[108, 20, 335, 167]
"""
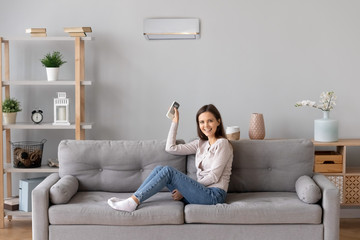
[314, 111, 338, 142]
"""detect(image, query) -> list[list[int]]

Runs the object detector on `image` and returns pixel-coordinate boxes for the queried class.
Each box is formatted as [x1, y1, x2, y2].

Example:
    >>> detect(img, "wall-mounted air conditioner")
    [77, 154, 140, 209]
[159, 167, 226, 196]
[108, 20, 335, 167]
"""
[143, 18, 200, 40]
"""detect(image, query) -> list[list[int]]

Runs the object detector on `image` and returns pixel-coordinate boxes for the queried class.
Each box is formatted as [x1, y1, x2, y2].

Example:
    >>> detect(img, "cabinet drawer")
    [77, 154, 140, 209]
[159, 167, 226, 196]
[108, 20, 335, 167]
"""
[314, 151, 343, 173]
[314, 163, 343, 173]
[315, 151, 343, 164]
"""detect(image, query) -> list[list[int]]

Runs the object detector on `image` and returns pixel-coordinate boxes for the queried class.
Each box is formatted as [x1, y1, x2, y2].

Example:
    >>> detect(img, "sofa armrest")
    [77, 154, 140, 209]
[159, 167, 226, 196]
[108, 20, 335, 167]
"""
[313, 173, 340, 240]
[32, 173, 60, 240]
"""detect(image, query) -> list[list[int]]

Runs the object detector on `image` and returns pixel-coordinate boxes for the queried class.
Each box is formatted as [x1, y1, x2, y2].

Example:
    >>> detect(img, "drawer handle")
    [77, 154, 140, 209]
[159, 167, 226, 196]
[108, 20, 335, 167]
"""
[323, 161, 335, 164]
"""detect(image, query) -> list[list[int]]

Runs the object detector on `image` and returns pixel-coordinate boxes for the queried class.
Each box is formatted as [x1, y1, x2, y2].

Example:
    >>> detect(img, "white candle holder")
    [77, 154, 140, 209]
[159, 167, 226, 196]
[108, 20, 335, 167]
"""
[53, 92, 70, 125]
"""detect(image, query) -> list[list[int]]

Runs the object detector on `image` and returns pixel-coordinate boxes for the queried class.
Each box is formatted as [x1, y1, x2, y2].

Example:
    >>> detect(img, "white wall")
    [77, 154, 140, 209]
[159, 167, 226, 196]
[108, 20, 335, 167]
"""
[1, 0, 360, 191]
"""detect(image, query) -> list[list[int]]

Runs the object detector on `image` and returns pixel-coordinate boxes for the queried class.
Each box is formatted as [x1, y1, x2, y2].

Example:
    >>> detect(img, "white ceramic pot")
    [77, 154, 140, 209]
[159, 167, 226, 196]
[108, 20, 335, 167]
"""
[46, 67, 59, 81]
[314, 111, 338, 142]
[3, 112, 17, 124]
[226, 126, 240, 140]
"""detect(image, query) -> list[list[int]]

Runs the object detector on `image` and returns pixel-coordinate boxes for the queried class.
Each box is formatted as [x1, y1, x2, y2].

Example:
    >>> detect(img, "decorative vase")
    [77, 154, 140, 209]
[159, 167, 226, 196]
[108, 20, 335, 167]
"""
[3, 112, 17, 124]
[46, 67, 59, 81]
[249, 113, 265, 140]
[314, 111, 338, 142]
[226, 126, 240, 140]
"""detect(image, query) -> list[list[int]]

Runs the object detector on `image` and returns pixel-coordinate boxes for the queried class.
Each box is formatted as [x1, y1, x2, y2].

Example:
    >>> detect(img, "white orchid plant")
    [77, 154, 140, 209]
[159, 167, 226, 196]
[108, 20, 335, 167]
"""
[295, 91, 337, 111]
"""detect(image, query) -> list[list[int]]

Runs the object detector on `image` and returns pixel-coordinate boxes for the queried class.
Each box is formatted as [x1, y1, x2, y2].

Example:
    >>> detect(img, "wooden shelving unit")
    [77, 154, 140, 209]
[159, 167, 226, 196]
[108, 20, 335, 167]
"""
[2, 80, 92, 86]
[313, 139, 360, 206]
[0, 36, 93, 228]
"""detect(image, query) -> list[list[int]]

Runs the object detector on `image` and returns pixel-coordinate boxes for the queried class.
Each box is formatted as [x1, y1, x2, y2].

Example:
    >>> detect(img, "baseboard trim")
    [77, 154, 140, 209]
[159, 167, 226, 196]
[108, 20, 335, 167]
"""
[340, 206, 360, 218]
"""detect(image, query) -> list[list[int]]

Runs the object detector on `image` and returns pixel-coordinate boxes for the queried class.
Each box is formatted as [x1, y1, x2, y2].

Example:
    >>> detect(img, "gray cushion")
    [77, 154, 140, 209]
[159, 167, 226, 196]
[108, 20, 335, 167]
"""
[227, 139, 314, 192]
[50, 175, 79, 204]
[58, 140, 186, 192]
[49, 192, 184, 226]
[296, 175, 322, 203]
[184, 192, 322, 224]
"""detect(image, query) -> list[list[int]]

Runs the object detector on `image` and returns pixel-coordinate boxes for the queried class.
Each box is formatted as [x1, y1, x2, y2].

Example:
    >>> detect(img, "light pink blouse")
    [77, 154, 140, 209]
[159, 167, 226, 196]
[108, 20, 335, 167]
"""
[165, 122, 233, 192]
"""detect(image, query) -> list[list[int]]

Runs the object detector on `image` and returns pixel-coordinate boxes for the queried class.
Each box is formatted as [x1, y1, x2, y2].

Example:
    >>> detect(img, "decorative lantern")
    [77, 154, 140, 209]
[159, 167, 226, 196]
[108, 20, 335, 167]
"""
[53, 92, 70, 125]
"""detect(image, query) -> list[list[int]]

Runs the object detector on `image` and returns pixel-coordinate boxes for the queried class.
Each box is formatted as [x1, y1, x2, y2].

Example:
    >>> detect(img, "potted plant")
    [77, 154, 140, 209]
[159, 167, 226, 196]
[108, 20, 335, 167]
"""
[40, 51, 67, 81]
[2, 98, 22, 124]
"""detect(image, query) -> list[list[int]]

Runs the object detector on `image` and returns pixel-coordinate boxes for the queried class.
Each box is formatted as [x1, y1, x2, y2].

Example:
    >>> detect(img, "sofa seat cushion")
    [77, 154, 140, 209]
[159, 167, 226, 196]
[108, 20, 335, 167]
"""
[185, 192, 322, 224]
[49, 192, 184, 226]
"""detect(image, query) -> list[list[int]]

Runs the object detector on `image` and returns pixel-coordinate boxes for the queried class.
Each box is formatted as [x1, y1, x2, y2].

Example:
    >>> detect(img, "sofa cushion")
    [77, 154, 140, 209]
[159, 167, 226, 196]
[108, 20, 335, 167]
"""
[49, 192, 184, 226]
[295, 175, 322, 204]
[58, 140, 186, 192]
[184, 192, 322, 224]
[227, 139, 314, 192]
[50, 175, 79, 204]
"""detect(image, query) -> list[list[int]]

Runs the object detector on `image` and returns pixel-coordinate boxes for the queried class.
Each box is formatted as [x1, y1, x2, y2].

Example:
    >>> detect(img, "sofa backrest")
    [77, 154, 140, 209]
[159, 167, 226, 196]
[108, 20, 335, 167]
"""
[59, 139, 313, 193]
[187, 139, 314, 193]
[58, 139, 186, 192]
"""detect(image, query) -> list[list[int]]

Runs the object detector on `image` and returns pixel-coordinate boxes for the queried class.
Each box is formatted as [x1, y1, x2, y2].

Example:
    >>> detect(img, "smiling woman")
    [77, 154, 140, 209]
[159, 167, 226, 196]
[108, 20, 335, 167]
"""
[107, 104, 234, 212]
[196, 104, 226, 146]
[198, 111, 220, 145]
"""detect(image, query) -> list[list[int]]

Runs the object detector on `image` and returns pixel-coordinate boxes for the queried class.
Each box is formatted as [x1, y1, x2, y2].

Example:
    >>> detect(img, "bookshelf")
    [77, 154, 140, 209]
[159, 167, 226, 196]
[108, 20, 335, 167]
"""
[0, 36, 93, 228]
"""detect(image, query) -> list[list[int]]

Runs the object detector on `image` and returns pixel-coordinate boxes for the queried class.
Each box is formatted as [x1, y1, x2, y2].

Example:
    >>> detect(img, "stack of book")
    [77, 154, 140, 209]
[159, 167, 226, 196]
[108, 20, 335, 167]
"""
[64, 27, 92, 37]
[25, 28, 47, 37]
[4, 197, 19, 211]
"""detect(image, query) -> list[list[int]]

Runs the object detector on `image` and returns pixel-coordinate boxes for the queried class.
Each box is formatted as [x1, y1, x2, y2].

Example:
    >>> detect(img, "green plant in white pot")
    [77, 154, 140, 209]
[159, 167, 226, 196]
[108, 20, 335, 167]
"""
[40, 51, 66, 81]
[2, 98, 22, 124]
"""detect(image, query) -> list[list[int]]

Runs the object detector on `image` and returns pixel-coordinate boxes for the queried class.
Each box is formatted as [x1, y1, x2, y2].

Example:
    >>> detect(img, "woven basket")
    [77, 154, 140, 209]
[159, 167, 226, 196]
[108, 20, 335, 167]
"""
[11, 139, 46, 168]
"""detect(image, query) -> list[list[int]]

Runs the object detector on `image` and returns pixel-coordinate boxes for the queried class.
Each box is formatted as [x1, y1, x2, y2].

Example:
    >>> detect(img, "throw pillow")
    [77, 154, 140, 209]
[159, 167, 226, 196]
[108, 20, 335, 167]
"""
[295, 175, 322, 204]
[50, 175, 79, 204]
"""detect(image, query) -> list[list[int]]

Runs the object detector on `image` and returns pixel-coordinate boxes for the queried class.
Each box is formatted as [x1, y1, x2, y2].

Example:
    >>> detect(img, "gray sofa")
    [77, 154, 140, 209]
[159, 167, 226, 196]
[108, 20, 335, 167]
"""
[32, 139, 339, 240]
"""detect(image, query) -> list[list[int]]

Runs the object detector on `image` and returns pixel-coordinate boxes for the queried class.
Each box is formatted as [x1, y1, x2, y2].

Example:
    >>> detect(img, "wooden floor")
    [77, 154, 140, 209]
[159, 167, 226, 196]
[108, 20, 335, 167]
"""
[0, 218, 359, 240]
[0, 218, 32, 240]
[340, 218, 360, 240]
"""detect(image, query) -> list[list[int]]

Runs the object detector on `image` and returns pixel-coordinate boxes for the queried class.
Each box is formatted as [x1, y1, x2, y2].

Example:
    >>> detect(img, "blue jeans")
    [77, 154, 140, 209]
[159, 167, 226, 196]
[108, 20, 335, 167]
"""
[134, 165, 227, 205]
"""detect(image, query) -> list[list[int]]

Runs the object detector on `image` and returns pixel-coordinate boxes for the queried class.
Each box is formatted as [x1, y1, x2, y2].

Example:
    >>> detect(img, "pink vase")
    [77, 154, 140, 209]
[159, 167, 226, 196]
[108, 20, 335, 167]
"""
[249, 113, 265, 140]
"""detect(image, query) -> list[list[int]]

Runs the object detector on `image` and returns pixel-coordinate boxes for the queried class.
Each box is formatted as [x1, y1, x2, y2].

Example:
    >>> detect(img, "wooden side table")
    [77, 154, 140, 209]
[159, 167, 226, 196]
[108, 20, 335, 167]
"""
[313, 139, 360, 205]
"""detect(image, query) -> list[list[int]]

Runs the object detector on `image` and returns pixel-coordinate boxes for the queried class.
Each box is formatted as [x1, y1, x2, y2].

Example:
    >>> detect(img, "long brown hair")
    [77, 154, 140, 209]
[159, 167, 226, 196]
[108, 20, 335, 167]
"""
[196, 104, 226, 141]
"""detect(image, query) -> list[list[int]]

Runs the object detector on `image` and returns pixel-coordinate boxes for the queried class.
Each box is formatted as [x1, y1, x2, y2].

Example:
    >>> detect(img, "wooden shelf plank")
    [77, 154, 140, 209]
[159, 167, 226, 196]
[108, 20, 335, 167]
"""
[2, 122, 93, 130]
[2, 80, 92, 86]
[319, 172, 344, 176]
[4, 163, 59, 173]
[313, 139, 360, 147]
[2, 36, 94, 41]
[4, 209, 32, 217]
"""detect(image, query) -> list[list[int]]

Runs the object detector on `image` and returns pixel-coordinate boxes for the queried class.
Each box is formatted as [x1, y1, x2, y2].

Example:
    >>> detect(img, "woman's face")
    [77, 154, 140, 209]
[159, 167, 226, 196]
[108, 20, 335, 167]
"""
[198, 111, 220, 139]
